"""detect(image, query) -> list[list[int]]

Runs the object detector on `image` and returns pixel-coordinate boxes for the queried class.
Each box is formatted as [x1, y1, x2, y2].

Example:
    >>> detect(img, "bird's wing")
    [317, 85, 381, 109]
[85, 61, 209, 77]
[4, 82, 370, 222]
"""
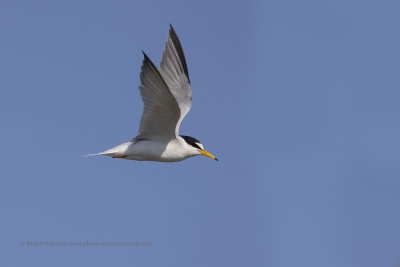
[159, 25, 192, 135]
[135, 52, 181, 140]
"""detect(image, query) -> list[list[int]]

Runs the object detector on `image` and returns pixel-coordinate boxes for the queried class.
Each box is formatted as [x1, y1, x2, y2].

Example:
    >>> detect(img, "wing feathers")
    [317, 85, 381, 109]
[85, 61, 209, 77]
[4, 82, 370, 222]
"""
[134, 26, 192, 140]
[168, 24, 190, 83]
[136, 52, 181, 139]
[160, 25, 192, 133]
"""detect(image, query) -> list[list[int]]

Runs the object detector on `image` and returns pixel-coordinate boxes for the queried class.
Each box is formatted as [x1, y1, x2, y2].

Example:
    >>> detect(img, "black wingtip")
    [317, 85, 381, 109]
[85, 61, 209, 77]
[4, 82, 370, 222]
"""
[169, 24, 177, 35]
[215, 158, 219, 162]
[142, 50, 149, 59]
[165, 24, 190, 83]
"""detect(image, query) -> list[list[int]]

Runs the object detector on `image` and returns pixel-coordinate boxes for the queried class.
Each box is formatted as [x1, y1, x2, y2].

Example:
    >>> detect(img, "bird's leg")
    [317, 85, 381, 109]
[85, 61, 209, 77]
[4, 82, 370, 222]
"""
[112, 155, 127, 158]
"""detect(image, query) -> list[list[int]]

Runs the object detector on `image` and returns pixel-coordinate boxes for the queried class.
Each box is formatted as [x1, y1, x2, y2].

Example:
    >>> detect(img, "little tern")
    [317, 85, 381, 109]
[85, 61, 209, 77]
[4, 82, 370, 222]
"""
[87, 25, 218, 162]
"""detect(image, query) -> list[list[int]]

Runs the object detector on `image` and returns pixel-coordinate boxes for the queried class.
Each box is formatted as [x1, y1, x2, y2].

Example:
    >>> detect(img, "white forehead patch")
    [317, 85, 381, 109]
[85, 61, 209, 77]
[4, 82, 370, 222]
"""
[196, 142, 204, 150]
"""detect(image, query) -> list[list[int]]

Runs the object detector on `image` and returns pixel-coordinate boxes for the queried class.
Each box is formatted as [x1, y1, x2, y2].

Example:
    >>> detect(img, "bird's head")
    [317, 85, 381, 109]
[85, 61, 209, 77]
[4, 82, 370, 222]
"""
[180, 135, 218, 161]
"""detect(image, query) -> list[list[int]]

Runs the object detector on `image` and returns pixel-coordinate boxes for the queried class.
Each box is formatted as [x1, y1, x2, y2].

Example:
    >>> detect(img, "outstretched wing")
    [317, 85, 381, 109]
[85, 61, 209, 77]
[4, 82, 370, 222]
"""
[159, 25, 192, 135]
[136, 52, 181, 140]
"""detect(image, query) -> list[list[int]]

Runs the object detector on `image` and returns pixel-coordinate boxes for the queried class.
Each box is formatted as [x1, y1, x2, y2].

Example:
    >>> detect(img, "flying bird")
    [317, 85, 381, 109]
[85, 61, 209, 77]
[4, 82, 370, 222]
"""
[87, 25, 218, 162]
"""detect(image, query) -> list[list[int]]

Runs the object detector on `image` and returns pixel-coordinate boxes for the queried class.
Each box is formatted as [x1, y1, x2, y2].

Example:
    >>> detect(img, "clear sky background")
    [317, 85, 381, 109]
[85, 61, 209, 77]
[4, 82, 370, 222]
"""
[1, 0, 400, 266]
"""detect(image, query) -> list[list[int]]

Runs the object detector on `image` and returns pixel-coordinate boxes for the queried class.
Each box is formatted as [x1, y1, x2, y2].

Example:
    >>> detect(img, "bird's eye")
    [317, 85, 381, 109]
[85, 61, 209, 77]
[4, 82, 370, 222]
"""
[195, 142, 204, 150]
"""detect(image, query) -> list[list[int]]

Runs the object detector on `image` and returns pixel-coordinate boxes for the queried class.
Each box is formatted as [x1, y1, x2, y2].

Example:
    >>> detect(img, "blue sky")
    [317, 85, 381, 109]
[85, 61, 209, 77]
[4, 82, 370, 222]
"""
[1, 0, 400, 266]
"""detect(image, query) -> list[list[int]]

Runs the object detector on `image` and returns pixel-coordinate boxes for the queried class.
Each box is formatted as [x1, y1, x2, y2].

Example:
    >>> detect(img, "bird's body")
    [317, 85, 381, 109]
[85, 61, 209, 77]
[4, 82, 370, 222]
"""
[95, 137, 198, 162]
[87, 25, 217, 162]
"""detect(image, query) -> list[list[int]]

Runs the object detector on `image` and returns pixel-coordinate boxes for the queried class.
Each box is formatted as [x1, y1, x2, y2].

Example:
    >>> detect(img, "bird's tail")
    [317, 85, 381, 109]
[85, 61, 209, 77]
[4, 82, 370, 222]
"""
[82, 150, 116, 158]
[82, 143, 130, 158]
[82, 153, 102, 158]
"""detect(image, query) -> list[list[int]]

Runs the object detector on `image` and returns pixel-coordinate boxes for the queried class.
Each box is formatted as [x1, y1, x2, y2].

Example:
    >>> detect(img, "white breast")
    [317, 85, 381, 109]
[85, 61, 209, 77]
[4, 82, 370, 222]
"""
[123, 138, 195, 162]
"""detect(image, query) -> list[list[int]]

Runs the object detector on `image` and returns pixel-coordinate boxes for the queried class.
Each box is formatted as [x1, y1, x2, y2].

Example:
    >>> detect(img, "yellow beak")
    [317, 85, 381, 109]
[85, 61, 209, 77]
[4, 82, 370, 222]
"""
[198, 150, 218, 161]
